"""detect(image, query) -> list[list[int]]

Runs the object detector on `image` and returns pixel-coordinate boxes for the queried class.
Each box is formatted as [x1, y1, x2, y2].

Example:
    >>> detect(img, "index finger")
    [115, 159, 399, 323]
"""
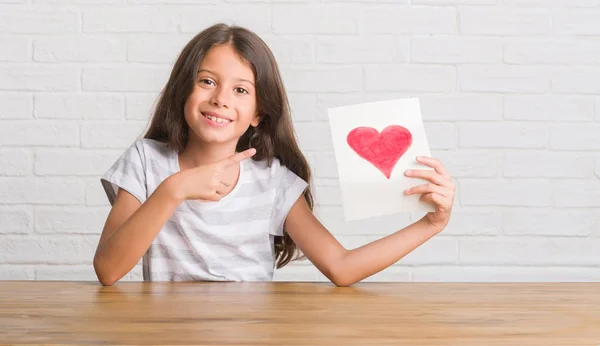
[416, 156, 451, 180]
[222, 148, 256, 166]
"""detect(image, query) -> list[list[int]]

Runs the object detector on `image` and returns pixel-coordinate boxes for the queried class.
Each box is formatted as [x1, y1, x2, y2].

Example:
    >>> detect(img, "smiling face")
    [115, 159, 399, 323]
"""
[183, 44, 261, 147]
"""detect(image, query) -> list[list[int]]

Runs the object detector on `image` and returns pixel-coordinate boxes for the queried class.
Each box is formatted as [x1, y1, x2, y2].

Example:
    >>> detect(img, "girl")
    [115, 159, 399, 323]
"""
[94, 23, 456, 287]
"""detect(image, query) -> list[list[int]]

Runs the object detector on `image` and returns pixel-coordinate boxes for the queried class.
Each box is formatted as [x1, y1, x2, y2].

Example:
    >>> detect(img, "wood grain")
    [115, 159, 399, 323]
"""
[1, 281, 599, 345]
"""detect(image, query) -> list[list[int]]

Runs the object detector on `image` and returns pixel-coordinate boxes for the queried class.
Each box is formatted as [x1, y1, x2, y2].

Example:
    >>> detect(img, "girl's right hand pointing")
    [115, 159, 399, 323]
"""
[169, 148, 256, 202]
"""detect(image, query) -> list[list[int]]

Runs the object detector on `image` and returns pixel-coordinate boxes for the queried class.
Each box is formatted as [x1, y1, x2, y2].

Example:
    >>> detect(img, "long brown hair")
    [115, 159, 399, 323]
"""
[143, 23, 313, 269]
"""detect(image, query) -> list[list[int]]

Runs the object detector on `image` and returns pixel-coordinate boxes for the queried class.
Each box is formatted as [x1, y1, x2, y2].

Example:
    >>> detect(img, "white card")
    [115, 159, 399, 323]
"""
[327, 98, 435, 221]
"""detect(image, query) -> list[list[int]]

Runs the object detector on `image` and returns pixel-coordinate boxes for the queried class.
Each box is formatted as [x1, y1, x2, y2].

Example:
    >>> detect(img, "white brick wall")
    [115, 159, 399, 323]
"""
[0, 1, 599, 283]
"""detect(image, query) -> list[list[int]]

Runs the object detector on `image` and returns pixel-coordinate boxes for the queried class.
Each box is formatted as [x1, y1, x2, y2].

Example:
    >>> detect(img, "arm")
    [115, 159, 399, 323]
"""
[284, 197, 440, 287]
[284, 156, 455, 287]
[93, 177, 182, 286]
[93, 148, 256, 286]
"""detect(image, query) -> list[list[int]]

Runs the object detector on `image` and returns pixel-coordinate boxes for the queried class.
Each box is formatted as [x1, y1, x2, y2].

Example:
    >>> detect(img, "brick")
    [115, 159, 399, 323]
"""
[128, 0, 214, 3]
[316, 93, 369, 121]
[0, 149, 32, 176]
[460, 179, 552, 206]
[0, 93, 32, 119]
[505, 40, 600, 65]
[0, 235, 96, 264]
[363, 6, 456, 34]
[0, 10, 78, 34]
[365, 66, 456, 93]
[180, 5, 271, 35]
[504, 151, 594, 178]
[0, 206, 32, 234]
[504, 0, 599, 6]
[83, 9, 178, 33]
[82, 67, 170, 92]
[34, 36, 126, 63]
[312, 152, 339, 178]
[0, 38, 29, 61]
[442, 211, 500, 236]
[552, 68, 600, 94]
[459, 8, 550, 35]
[314, 205, 411, 236]
[0, 265, 35, 280]
[0, 121, 78, 147]
[549, 124, 600, 150]
[262, 36, 313, 64]
[596, 98, 600, 121]
[35, 265, 99, 281]
[430, 149, 503, 178]
[273, 5, 359, 34]
[415, 0, 494, 3]
[552, 9, 600, 35]
[412, 266, 600, 282]
[127, 35, 189, 63]
[317, 36, 407, 64]
[85, 178, 110, 206]
[420, 95, 502, 121]
[126, 93, 158, 120]
[411, 37, 501, 64]
[287, 94, 317, 122]
[504, 96, 593, 121]
[596, 155, 600, 177]
[458, 122, 548, 149]
[81, 121, 147, 149]
[553, 179, 600, 207]
[35, 148, 122, 176]
[281, 67, 362, 93]
[35, 206, 109, 234]
[312, 179, 342, 206]
[502, 210, 594, 237]
[34, 0, 123, 3]
[0, 177, 85, 205]
[0, 67, 79, 91]
[459, 237, 600, 266]
[34, 93, 124, 120]
[424, 122, 457, 149]
[459, 66, 550, 93]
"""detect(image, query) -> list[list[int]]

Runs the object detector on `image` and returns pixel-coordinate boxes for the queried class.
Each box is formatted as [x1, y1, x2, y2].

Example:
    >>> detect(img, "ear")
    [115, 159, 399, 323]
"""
[250, 112, 263, 127]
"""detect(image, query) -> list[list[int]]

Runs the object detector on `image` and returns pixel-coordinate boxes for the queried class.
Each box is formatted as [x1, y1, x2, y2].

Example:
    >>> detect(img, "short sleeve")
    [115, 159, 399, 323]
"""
[269, 161, 309, 237]
[100, 139, 147, 205]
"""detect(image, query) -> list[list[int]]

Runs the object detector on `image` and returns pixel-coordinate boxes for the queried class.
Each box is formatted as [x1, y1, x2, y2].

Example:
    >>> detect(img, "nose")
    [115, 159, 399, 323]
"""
[209, 85, 229, 108]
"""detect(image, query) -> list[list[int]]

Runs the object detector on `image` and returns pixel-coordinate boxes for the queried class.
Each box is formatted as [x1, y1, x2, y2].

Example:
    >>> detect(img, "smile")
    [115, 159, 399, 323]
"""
[202, 112, 232, 126]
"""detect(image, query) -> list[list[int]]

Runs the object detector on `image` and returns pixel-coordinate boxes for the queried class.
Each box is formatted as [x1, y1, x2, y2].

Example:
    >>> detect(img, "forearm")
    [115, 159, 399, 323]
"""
[335, 217, 440, 286]
[93, 178, 182, 285]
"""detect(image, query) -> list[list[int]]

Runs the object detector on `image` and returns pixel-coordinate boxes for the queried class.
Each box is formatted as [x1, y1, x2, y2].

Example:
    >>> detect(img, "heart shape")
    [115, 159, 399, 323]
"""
[346, 125, 413, 179]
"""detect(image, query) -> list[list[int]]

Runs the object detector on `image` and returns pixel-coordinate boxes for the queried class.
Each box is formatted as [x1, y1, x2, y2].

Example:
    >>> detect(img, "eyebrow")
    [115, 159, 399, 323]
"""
[198, 69, 255, 87]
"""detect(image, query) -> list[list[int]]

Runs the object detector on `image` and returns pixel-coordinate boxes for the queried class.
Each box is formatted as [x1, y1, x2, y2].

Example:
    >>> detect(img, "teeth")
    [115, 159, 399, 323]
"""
[205, 114, 230, 124]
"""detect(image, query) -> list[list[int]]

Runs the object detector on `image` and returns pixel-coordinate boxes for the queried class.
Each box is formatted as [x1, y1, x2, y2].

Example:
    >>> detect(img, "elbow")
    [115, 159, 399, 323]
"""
[329, 273, 355, 287]
[93, 255, 119, 286]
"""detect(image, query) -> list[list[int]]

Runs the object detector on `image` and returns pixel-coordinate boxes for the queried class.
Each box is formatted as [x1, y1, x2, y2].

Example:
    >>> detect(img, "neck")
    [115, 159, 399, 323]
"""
[178, 136, 238, 168]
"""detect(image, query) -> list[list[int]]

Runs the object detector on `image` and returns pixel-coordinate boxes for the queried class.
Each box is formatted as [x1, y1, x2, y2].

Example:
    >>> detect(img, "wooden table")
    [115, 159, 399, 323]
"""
[1, 281, 599, 345]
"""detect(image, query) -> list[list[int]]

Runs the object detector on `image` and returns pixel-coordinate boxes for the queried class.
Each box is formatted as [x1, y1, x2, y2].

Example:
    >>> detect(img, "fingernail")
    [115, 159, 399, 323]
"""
[405, 170, 412, 175]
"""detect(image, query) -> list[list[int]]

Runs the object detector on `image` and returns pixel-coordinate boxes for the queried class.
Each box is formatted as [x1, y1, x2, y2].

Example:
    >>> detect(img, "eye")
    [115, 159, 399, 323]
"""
[235, 87, 249, 94]
[199, 78, 215, 86]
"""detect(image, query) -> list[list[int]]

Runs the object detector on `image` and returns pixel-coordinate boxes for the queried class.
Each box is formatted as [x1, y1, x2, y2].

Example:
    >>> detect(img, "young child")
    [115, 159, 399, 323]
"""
[94, 23, 456, 287]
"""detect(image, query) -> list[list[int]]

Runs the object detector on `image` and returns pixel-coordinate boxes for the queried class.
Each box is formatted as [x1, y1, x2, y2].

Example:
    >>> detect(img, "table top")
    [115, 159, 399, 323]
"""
[1, 281, 599, 345]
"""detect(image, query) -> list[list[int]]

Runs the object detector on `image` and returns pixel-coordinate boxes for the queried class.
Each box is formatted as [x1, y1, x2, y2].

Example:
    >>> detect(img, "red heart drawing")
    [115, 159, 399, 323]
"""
[346, 125, 413, 179]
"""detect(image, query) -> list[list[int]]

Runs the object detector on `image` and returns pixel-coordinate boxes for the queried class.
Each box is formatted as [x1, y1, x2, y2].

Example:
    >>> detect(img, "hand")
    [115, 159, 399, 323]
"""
[171, 148, 256, 202]
[403, 156, 456, 233]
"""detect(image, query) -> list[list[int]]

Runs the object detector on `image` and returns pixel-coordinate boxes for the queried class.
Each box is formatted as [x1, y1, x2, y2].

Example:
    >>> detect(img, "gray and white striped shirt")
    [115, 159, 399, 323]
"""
[101, 138, 308, 282]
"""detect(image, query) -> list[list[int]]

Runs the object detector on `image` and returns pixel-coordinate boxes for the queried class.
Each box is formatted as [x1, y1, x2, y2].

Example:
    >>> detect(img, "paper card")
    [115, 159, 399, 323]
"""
[327, 98, 435, 221]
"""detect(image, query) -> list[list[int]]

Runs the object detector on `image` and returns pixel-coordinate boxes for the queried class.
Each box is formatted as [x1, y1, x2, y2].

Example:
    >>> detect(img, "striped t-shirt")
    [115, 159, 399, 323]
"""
[100, 138, 308, 282]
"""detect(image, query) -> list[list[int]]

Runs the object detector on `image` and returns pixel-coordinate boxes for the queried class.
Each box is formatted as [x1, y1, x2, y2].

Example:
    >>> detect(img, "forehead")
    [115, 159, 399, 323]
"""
[198, 44, 255, 81]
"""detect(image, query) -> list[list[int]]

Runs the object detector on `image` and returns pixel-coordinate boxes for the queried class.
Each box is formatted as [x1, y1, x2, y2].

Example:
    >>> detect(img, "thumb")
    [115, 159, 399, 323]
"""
[223, 148, 256, 166]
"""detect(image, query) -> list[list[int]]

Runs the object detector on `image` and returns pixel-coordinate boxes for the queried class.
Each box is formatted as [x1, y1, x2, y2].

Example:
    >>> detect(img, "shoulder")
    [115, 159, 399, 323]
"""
[132, 138, 172, 158]
[245, 157, 299, 183]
